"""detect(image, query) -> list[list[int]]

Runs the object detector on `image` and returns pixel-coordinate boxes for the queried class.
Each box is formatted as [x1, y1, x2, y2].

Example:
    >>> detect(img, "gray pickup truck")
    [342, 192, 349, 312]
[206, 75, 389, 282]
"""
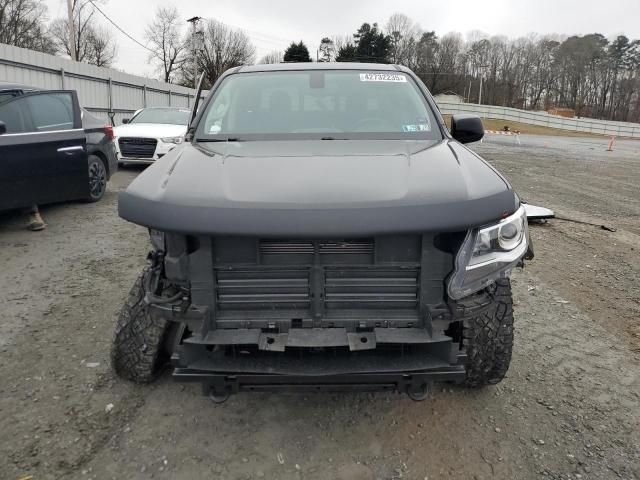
[111, 63, 531, 402]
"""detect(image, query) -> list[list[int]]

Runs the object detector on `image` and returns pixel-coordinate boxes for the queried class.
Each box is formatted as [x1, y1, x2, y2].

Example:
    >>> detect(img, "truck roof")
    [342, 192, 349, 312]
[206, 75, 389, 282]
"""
[237, 62, 406, 73]
[0, 82, 39, 92]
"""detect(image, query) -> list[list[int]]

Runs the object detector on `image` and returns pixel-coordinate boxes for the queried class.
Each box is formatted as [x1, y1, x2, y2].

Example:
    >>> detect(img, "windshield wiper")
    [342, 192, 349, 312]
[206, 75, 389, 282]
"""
[321, 136, 348, 140]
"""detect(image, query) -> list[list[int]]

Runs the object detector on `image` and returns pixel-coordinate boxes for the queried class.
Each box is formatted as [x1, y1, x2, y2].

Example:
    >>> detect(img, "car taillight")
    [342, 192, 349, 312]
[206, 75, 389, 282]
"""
[104, 125, 115, 140]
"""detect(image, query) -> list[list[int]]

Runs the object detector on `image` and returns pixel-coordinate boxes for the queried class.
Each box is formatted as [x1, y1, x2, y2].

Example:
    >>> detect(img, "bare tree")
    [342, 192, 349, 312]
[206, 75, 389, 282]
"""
[189, 19, 255, 87]
[0, 0, 54, 53]
[385, 13, 421, 65]
[259, 50, 283, 64]
[331, 34, 353, 53]
[318, 37, 335, 62]
[144, 6, 186, 83]
[88, 24, 116, 67]
[50, 0, 117, 66]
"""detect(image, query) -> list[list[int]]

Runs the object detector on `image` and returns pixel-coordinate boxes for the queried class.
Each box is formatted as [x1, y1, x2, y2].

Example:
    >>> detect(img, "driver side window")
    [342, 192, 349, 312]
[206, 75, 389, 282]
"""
[0, 92, 75, 134]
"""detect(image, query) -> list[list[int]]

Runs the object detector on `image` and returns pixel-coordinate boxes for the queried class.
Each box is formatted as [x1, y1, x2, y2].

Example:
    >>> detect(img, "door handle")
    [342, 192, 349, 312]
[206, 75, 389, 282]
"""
[57, 146, 84, 153]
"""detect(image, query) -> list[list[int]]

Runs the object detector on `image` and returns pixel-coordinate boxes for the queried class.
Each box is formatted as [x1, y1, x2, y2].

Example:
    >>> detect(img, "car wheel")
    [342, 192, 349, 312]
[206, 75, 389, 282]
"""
[87, 155, 107, 202]
[456, 278, 514, 388]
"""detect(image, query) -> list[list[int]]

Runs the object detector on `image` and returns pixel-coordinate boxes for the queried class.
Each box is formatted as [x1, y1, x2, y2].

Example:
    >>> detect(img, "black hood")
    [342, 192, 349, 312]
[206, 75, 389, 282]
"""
[119, 139, 518, 236]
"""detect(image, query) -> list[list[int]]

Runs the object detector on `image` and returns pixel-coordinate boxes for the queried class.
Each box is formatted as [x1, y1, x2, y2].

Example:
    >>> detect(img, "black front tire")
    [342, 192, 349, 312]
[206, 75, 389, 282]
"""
[459, 278, 515, 388]
[87, 155, 107, 202]
[111, 268, 171, 383]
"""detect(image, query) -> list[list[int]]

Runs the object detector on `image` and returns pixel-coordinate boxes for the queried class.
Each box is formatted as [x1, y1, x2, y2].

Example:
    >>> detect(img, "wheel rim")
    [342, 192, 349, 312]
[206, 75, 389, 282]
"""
[89, 160, 106, 198]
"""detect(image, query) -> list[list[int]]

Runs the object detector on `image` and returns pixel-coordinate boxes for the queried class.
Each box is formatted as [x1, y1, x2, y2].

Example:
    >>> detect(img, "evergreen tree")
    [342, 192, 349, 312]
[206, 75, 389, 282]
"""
[284, 41, 312, 62]
[336, 44, 357, 62]
[353, 23, 391, 63]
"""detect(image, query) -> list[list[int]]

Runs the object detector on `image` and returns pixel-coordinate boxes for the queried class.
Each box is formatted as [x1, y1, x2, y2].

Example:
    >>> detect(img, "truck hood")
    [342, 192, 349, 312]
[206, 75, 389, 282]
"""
[119, 139, 519, 236]
[113, 123, 187, 138]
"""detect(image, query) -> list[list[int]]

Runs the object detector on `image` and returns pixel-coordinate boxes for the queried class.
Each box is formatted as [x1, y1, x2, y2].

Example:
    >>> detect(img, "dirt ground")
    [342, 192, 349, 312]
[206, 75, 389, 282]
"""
[1, 134, 639, 480]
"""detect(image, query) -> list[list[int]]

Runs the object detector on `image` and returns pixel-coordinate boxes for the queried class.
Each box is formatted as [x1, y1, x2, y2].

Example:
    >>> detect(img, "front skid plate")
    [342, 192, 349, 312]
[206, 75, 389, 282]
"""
[174, 347, 460, 376]
[171, 350, 466, 394]
[173, 368, 466, 395]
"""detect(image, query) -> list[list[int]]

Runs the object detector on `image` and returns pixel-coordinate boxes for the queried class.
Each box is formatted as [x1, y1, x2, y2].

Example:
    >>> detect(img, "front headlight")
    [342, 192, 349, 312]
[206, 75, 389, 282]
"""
[160, 136, 183, 144]
[448, 205, 528, 299]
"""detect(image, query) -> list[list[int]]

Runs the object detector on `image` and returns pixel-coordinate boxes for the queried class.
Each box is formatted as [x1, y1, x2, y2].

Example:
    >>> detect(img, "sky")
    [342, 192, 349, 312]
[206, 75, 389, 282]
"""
[44, 0, 640, 79]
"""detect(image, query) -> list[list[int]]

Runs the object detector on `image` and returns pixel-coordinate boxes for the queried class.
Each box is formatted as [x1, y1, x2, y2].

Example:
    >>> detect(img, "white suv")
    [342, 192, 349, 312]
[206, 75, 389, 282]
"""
[114, 107, 190, 165]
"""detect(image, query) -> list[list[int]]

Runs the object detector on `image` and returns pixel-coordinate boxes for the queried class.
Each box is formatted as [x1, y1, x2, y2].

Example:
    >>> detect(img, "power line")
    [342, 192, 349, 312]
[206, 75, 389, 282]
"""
[211, 18, 293, 45]
[83, 4, 301, 60]
[86, 0, 154, 54]
[199, 16, 293, 49]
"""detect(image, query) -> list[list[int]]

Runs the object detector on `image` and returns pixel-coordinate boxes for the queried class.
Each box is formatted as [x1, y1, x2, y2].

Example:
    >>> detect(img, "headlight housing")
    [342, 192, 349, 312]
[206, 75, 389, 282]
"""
[448, 205, 528, 300]
[160, 136, 183, 144]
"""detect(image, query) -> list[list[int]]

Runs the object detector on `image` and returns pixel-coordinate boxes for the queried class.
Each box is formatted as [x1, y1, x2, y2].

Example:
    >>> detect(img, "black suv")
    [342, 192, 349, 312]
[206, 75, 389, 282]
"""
[112, 64, 531, 401]
[0, 83, 117, 211]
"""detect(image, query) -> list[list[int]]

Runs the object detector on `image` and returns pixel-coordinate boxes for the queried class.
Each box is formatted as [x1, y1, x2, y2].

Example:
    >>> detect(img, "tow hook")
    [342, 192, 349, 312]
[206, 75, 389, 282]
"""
[208, 388, 231, 404]
[407, 382, 433, 401]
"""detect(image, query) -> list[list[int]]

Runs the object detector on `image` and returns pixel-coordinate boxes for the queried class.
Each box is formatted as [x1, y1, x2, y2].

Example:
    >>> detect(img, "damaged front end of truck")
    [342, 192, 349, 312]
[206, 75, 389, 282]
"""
[111, 63, 531, 401]
[114, 202, 529, 401]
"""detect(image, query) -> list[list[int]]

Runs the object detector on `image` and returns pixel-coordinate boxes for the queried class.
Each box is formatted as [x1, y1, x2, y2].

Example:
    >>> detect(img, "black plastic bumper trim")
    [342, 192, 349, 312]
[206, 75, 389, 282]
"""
[173, 368, 466, 395]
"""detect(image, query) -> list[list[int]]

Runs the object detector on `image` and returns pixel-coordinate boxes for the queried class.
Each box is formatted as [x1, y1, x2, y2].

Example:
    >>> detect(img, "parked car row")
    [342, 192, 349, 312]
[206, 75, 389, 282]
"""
[0, 81, 189, 215]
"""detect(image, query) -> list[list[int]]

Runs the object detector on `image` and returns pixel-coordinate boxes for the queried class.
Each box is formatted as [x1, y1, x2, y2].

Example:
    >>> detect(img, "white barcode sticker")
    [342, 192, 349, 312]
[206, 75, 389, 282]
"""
[360, 73, 407, 83]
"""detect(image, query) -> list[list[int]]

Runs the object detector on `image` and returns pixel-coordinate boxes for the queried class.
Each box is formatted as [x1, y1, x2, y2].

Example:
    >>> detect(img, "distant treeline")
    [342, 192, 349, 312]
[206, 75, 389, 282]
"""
[282, 14, 640, 122]
[4, 0, 639, 122]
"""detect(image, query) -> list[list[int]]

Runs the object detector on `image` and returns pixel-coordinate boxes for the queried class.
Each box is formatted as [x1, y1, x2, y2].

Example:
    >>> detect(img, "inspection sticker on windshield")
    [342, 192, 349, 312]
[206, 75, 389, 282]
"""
[360, 73, 407, 83]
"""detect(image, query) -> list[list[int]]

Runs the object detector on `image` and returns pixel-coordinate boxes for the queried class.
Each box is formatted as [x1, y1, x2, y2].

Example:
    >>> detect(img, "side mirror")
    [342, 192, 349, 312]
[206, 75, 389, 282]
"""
[122, 118, 130, 124]
[451, 114, 484, 144]
[0, 121, 6, 135]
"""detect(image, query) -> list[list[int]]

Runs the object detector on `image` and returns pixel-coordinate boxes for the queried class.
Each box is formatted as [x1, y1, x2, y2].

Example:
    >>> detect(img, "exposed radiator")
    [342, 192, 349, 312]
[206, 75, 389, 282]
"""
[216, 269, 310, 310]
[324, 268, 419, 309]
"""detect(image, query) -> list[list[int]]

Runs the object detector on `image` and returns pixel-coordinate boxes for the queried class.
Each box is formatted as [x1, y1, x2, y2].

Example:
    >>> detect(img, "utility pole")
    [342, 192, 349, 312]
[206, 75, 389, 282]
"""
[66, 0, 76, 60]
[187, 16, 203, 89]
[478, 64, 489, 106]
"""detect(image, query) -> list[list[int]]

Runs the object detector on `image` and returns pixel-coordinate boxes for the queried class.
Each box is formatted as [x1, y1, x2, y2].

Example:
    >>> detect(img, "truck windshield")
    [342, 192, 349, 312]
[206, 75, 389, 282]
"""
[196, 70, 442, 141]
[130, 108, 190, 125]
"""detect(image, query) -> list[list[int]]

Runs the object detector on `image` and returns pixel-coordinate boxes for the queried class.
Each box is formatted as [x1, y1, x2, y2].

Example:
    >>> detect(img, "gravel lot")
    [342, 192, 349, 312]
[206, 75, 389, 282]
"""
[1, 134, 639, 480]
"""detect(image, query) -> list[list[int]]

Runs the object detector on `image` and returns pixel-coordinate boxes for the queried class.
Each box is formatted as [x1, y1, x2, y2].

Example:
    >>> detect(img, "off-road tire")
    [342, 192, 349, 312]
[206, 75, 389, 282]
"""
[111, 268, 170, 383]
[460, 278, 514, 388]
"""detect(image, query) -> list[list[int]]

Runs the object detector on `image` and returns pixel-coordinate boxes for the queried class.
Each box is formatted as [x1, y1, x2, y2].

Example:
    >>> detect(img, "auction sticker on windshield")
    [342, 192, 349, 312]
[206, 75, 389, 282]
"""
[360, 73, 407, 82]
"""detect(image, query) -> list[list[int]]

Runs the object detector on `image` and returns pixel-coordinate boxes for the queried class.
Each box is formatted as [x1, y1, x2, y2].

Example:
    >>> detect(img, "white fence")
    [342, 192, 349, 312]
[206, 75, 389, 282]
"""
[436, 101, 640, 138]
[0, 43, 200, 125]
